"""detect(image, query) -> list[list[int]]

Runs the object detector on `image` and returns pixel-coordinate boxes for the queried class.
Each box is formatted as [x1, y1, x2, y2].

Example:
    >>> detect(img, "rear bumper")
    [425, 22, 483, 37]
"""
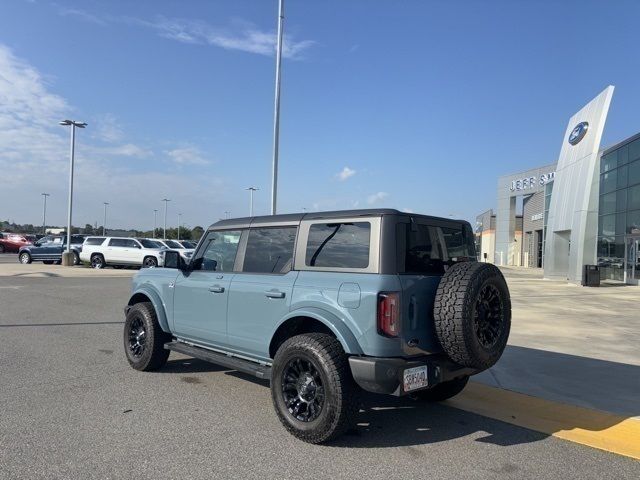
[348, 355, 477, 396]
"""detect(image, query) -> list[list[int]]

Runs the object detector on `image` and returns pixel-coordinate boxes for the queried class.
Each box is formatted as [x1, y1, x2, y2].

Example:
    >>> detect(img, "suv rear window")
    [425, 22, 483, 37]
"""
[441, 225, 476, 262]
[305, 222, 370, 269]
[243, 227, 297, 274]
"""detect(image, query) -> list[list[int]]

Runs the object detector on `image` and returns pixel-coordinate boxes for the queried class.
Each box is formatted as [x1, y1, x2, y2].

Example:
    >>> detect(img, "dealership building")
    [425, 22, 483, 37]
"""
[476, 86, 640, 285]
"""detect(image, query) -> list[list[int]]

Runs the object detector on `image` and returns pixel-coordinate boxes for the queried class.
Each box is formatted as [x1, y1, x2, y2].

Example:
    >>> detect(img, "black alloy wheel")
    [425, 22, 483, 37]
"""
[474, 284, 503, 349]
[128, 317, 146, 358]
[281, 357, 326, 423]
[91, 254, 105, 269]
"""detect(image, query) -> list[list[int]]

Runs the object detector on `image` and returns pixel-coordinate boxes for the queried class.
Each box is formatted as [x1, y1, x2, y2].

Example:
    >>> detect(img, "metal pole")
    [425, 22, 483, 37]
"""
[162, 199, 170, 239]
[246, 187, 258, 217]
[66, 124, 75, 253]
[41, 193, 49, 235]
[103, 203, 108, 236]
[153, 209, 158, 238]
[178, 213, 182, 240]
[270, 0, 284, 215]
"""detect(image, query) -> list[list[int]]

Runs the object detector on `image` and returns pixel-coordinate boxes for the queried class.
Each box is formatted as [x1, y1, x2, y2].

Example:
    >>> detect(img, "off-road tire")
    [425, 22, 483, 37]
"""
[19, 252, 32, 264]
[123, 302, 170, 371]
[434, 262, 511, 370]
[411, 376, 469, 402]
[271, 333, 359, 444]
[91, 254, 105, 269]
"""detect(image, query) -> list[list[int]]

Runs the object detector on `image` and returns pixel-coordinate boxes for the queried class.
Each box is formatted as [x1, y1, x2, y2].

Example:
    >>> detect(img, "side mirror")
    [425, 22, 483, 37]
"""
[163, 250, 185, 269]
[191, 257, 204, 271]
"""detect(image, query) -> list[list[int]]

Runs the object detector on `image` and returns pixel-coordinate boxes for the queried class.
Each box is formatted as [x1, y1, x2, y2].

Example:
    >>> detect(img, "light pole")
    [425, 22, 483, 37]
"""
[59, 119, 86, 263]
[224, 211, 230, 219]
[153, 209, 158, 238]
[178, 213, 182, 240]
[41, 193, 50, 235]
[246, 187, 259, 217]
[102, 202, 109, 236]
[162, 199, 170, 239]
[270, 0, 285, 215]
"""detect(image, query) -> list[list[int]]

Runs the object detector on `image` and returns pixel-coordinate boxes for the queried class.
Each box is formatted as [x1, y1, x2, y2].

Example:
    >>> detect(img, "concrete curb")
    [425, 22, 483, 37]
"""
[448, 382, 640, 460]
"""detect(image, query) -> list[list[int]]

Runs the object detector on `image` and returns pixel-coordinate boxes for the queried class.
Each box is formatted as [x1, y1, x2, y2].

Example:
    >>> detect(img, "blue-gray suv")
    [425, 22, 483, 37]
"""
[123, 209, 511, 443]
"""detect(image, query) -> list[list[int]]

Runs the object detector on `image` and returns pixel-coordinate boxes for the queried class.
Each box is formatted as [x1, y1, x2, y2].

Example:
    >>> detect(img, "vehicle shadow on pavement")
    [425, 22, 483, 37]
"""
[161, 358, 230, 374]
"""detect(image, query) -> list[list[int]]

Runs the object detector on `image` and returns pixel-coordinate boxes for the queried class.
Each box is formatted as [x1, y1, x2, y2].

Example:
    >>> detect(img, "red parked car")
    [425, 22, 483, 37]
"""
[0, 233, 32, 253]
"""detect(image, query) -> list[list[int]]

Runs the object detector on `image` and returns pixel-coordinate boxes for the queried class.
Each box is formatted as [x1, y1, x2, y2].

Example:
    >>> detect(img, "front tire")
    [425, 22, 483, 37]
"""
[124, 302, 170, 371]
[411, 376, 469, 402]
[90, 254, 105, 269]
[271, 333, 359, 444]
[72, 251, 80, 265]
[19, 252, 32, 264]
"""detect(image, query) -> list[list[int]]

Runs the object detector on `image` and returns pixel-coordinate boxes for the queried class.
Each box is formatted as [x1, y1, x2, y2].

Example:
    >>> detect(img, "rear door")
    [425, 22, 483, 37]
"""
[226, 226, 298, 359]
[106, 238, 127, 263]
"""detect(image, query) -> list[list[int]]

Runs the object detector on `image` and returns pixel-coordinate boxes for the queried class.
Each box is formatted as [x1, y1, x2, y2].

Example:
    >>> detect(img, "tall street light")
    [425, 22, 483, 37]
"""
[270, 0, 285, 215]
[162, 198, 170, 239]
[41, 193, 50, 235]
[178, 213, 182, 240]
[224, 211, 230, 219]
[153, 209, 158, 238]
[103, 202, 109, 236]
[246, 187, 259, 217]
[59, 119, 86, 263]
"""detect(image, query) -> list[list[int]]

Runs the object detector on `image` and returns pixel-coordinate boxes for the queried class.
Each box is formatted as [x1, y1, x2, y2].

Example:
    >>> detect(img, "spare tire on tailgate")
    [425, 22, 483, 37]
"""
[434, 262, 511, 370]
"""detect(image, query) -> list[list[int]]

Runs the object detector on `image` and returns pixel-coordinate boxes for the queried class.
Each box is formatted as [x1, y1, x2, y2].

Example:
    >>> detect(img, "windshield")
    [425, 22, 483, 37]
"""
[164, 240, 183, 249]
[139, 239, 162, 249]
[181, 241, 196, 249]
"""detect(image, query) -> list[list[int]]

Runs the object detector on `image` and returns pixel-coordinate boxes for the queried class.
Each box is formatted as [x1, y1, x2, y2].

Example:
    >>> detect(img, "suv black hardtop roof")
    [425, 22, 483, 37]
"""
[208, 208, 467, 231]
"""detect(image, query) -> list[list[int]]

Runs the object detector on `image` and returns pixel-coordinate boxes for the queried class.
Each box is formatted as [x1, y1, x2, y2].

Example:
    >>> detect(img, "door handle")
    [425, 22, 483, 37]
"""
[209, 285, 225, 293]
[265, 290, 285, 299]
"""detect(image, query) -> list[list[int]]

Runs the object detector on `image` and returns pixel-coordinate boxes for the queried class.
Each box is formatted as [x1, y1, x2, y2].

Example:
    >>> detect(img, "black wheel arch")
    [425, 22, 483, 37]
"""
[269, 316, 335, 359]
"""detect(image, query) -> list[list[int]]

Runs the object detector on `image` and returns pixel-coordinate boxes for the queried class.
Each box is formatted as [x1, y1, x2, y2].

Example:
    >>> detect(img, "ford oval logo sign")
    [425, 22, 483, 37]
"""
[568, 121, 589, 145]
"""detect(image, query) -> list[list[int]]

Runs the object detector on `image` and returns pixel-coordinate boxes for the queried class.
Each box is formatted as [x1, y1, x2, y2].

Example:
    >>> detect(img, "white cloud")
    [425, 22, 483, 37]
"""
[94, 113, 124, 143]
[57, 7, 109, 26]
[336, 166, 356, 181]
[166, 146, 210, 166]
[367, 191, 389, 205]
[132, 16, 315, 60]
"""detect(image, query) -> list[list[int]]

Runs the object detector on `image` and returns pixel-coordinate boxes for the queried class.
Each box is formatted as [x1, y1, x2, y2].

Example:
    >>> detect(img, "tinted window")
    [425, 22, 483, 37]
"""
[85, 237, 105, 246]
[164, 240, 183, 249]
[196, 230, 241, 272]
[109, 238, 128, 247]
[243, 227, 297, 274]
[440, 225, 476, 261]
[400, 223, 444, 275]
[181, 241, 196, 249]
[139, 239, 161, 248]
[305, 222, 370, 269]
[71, 236, 85, 244]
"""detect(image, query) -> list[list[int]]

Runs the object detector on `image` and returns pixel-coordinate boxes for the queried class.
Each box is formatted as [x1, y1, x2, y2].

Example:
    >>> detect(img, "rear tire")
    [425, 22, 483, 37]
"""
[142, 256, 158, 268]
[124, 302, 170, 371]
[271, 333, 359, 444]
[434, 262, 511, 370]
[411, 376, 469, 402]
[90, 254, 105, 269]
[19, 252, 32, 264]
[43, 260, 53, 265]
[0, 244, 5, 253]
[72, 251, 80, 265]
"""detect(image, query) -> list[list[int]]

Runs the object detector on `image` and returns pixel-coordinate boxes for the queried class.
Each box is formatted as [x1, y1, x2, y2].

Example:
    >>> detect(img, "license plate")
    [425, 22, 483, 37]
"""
[403, 365, 429, 392]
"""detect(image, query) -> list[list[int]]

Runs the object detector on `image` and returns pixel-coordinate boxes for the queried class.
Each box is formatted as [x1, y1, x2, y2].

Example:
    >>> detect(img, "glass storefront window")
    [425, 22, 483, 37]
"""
[629, 139, 640, 162]
[600, 169, 618, 194]
[617, 144, 629, 166]
[629, 159, 640, 186]
[628, 209, 640, 235]
[601, 151, 617, 173]
[629, 184, 640, 211]
[617, 189, 627, 213]
[599, 214, 615, 237]
[600, 192, 616, 215]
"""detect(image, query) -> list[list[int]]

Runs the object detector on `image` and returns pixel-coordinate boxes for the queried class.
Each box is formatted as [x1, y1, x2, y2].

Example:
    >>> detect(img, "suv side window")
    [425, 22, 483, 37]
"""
[440, 225, 476, 262]
[85, 237, 106, 246]
[398, 223, 445, 275]
[305, 222, 370, 269]
[195, 230, 241, 272]
[242, 227, 297, 274]
[109, 238, 127, 247]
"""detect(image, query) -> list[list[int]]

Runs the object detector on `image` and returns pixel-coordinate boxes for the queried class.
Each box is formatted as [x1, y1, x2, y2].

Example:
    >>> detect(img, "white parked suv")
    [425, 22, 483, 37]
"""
[155, 239, 195, 261]
[80, 237, 164, 269]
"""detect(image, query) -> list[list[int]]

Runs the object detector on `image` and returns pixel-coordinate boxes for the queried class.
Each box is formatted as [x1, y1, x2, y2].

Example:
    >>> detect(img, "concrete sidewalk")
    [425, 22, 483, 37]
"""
[475, 267, 640, 419]
[0, 255, 136, 278]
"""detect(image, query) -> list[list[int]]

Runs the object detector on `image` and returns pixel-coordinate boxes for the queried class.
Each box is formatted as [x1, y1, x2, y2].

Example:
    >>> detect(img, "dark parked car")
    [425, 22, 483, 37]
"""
[0, 233, 32, 253]
[18, 235, 86, 265]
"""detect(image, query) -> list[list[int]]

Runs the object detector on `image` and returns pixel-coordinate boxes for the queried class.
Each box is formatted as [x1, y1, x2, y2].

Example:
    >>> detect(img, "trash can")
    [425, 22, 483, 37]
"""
[582, 265, 600, 287]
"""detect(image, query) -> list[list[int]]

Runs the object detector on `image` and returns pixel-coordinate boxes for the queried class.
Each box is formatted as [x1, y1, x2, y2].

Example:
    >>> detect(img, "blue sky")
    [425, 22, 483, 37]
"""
[1, 0, 640, 230]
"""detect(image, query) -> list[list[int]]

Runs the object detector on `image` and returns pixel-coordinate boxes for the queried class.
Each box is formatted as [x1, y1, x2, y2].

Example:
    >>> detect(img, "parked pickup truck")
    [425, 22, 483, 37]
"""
[18, 234, 86, 265]
[81, 236, 164, 269]
[122, 209, 511, 443]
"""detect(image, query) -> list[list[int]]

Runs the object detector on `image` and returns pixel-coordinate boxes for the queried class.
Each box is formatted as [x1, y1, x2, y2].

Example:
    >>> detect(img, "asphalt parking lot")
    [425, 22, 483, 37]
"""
[0, 255, 638, 479]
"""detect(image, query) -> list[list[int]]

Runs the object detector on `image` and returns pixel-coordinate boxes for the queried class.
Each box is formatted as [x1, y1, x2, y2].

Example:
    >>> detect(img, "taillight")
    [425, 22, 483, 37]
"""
[377, 292, 400, 337]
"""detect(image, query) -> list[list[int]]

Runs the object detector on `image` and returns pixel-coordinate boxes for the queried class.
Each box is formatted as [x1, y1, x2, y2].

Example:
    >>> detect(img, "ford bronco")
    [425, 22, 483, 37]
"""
[123, 209, 511, 443]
